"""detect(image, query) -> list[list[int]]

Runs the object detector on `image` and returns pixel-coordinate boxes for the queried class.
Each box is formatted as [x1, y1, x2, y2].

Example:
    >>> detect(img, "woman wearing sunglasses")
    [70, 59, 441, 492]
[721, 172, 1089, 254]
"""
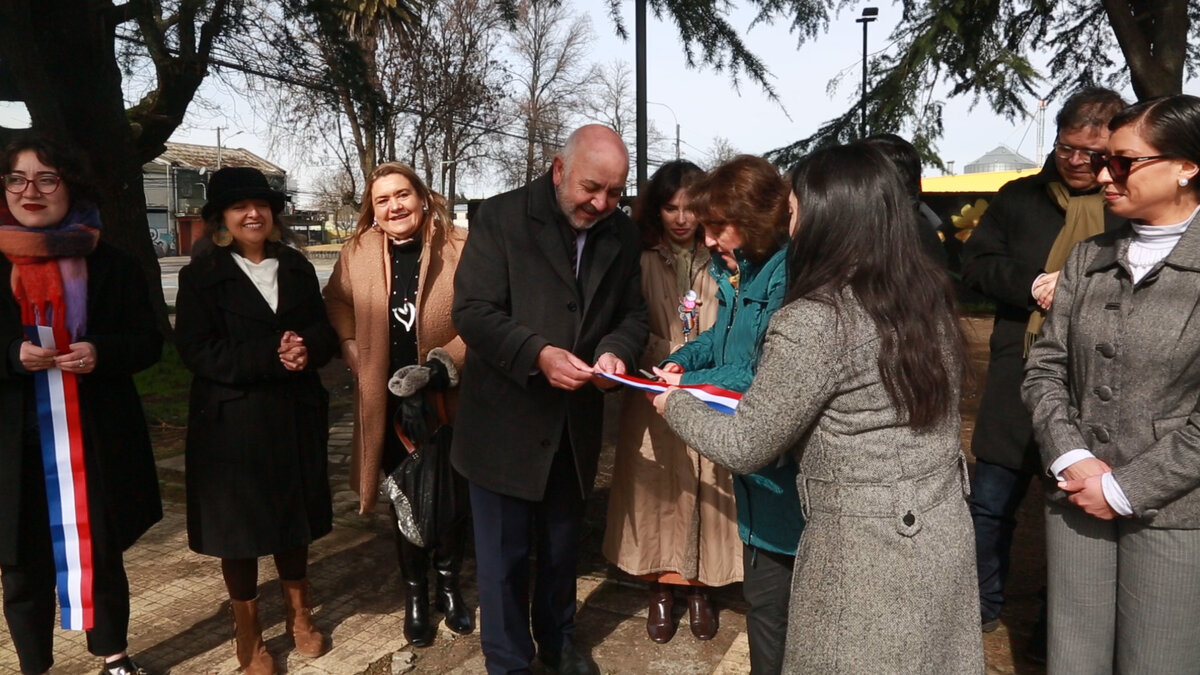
[1024, 94, 1200, 673]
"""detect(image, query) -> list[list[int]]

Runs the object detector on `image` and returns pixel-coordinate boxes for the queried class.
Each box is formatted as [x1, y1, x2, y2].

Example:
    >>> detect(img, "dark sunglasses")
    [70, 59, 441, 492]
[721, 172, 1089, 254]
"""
[1088, 153, 1175, 182]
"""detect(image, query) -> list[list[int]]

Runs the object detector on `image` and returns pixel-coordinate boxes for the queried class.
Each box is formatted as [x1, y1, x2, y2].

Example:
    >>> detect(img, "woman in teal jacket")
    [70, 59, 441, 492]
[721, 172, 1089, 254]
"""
[656, 155, 802, 675]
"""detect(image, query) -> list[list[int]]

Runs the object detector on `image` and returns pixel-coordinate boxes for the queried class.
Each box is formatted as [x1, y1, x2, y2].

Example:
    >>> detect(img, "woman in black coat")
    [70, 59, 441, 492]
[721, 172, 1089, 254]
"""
[175, 167, 337, 675]
[0, 134, 161, 675]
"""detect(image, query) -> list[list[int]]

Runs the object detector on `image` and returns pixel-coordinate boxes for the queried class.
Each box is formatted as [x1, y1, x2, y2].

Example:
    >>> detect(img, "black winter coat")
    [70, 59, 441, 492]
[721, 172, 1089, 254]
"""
[451, 173, 649, 501]
[175, 245, 337, 558]
[0, 243, 162, 565]
[960, 158, 1122, 470]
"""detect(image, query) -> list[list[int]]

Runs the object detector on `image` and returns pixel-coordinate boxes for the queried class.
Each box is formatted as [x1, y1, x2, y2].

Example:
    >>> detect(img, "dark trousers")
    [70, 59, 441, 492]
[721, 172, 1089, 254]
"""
[1, 442, 130, 674]
[742, 544, 795, 675]
[969, 458, 1034, 621]
[469, 444, 584, 675]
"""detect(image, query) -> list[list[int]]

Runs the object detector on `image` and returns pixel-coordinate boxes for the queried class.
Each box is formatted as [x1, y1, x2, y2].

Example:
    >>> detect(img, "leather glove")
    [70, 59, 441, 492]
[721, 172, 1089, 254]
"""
[425, 347, 459, 390]
[397, 393, 429, 445]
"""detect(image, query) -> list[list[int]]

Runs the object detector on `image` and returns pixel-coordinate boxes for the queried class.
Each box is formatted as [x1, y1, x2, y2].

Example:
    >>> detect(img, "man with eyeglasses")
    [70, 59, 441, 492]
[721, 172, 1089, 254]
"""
[960, 87, 1126, 662]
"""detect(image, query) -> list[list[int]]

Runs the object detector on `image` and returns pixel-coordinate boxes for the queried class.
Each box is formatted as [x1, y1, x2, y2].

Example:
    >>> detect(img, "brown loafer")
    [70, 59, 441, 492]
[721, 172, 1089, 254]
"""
[688, 589, 717, 641]
[646, 583, 677, 644]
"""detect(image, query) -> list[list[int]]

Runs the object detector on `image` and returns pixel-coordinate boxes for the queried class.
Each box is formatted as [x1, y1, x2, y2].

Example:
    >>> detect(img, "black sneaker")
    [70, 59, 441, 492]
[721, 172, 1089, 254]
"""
[99, 656, 149, 675]
[981, 614, 1001, 633]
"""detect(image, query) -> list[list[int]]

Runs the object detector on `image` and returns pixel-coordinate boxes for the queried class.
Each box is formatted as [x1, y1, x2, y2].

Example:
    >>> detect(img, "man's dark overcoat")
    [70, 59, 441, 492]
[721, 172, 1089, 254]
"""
[175, 245, 337, 558]
[961, 158, 1122, 470]
[451, 173, 649, 501]
[0, 243, 163, 565]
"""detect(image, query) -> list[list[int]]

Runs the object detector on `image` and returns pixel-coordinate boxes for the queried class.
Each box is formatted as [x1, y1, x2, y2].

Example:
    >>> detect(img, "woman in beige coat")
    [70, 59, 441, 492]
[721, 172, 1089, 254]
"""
[603, 161, 741, 645]
[323, 162, 470, 647]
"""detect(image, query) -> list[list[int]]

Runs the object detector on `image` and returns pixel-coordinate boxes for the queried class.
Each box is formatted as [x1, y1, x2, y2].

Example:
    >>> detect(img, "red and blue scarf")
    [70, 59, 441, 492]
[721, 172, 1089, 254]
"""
[0, 202, 101, 630]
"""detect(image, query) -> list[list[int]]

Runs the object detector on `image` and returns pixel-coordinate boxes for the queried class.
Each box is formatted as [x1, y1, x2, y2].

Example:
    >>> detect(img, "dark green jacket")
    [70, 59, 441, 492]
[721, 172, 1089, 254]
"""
[665, 246, 804, 555]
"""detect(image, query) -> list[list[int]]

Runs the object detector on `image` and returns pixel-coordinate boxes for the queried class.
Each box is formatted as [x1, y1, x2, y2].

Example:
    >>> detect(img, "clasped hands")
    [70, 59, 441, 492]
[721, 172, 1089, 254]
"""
[536, 345, 627, 391]
[279, 330, 308, 371]
[1032, 271, 1059, 311]
[1058, 456, 1119, 520]
[19, 340, 97, 374]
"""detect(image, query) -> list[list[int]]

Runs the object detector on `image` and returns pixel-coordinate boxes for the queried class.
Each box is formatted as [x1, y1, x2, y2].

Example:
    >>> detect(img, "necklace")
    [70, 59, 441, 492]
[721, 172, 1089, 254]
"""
[390, 241, 421, 332]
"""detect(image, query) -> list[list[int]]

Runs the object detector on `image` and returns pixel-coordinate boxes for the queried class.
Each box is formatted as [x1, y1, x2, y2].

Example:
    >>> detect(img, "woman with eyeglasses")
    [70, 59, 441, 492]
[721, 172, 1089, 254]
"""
[1023, 94, 1200, 673]
[0, 133, 162, 675]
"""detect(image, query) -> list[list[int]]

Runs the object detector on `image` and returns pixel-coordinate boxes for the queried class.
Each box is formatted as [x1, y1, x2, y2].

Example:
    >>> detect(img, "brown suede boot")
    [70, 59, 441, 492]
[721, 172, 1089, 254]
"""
[281, 579, 326, 657]
[231, 597, 275, 675]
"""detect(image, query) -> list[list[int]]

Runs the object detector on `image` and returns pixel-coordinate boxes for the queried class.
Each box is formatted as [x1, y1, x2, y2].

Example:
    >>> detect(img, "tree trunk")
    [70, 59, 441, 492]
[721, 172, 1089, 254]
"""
[0, 1, 170, 335]
[1102, 0, 1187, 99]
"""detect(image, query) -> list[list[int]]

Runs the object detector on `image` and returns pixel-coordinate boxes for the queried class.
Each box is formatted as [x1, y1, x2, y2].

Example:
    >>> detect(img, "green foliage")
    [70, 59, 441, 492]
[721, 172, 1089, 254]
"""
[497, 0, 831, 101]
[766, 0, 1198, 168]
[135, 343, 191, 427]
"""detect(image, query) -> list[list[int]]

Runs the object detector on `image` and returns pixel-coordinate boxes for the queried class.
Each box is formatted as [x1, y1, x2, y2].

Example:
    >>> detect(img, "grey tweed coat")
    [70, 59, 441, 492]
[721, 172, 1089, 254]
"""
[665, 293, 983, 674]
[1023, 217, 1200, 527]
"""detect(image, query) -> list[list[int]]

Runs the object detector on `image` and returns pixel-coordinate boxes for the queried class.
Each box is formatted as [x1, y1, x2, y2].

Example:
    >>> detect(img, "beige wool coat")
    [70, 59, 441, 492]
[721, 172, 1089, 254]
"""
[602, 244, 743, 585]
[324, 221, 467, 513]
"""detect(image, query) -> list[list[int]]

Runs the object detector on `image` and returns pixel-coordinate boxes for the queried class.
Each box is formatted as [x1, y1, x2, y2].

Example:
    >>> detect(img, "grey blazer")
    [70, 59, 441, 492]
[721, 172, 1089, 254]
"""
[1023, 213, 1200, 528]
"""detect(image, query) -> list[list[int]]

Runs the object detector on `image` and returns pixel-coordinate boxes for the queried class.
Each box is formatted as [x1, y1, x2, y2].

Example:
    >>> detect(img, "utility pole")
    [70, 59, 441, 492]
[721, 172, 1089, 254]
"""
[635, 0, 648, 190]
[856, 7, 878, 139]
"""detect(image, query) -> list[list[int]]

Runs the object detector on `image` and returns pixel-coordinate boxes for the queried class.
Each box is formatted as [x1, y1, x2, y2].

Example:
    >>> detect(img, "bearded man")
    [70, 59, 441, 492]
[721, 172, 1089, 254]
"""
[452, 125, 648, 675]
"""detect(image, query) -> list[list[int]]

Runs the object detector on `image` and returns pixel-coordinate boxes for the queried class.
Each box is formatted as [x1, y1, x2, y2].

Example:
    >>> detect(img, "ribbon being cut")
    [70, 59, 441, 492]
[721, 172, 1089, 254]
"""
[0, 206, 101, 631]
[597, 372, 741, 414]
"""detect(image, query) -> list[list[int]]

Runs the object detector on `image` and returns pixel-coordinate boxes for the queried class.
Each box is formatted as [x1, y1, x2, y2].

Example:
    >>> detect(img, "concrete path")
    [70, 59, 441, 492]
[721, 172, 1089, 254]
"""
[0, 414, 754, 674]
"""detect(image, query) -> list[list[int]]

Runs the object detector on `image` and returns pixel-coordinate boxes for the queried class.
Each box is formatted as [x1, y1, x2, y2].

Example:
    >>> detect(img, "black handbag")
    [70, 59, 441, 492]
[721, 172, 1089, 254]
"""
[381, 389, 468, 548]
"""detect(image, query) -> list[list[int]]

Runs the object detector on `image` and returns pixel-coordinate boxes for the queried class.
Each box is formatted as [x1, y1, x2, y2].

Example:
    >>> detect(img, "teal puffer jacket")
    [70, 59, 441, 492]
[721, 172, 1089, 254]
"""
[665, 246, 804, 556]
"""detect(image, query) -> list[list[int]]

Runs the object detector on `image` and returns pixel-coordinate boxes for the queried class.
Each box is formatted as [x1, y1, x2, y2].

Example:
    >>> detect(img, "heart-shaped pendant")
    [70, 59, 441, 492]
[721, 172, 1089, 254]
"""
[392, 301, 417, 331]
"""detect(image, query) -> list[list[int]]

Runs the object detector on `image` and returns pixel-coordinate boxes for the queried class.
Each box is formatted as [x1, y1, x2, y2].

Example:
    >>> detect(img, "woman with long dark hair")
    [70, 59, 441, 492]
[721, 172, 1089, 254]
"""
[175, 167, 338, 675]
[603, 160, 741, 645]
[0, 134, 162, 675]
[654, 143, 983, 672]
[1023, 94, 1200, 672]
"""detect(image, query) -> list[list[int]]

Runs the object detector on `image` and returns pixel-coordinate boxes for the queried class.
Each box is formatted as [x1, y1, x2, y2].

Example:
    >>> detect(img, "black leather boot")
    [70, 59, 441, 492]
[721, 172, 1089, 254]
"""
[396, 527, 434, 647]
[433, 522, 474, 635]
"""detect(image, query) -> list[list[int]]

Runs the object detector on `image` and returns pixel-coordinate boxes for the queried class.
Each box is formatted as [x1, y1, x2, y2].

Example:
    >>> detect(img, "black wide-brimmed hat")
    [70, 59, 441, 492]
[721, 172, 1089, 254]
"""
[201, 166, 286, 220]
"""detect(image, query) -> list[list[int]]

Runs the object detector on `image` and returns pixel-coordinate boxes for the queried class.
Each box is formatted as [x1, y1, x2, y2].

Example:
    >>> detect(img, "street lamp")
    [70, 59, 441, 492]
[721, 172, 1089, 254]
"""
[215, 127, 244, 169]
[856, 7, 878, 139]
[647, 101, 681, 161]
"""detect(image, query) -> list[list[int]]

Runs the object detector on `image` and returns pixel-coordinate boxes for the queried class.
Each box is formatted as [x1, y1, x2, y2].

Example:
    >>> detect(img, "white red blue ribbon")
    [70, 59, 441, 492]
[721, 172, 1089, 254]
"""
[26, 324, 94, 631]
[597, 372, 742, 414]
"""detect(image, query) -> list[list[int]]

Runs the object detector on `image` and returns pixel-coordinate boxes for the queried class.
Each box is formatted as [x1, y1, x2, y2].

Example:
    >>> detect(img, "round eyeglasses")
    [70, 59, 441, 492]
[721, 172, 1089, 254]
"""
[2, 173, 63, 195]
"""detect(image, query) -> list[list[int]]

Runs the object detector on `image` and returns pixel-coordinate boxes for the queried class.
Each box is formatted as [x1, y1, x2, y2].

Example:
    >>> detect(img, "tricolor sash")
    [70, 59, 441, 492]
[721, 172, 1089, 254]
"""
[25, 323, 95, 631]
[596, 372, 742, 414]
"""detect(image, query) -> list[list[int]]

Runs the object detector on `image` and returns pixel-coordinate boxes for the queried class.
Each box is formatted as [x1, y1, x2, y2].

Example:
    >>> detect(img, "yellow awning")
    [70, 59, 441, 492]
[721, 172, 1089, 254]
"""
[921, 168, 1040, 193]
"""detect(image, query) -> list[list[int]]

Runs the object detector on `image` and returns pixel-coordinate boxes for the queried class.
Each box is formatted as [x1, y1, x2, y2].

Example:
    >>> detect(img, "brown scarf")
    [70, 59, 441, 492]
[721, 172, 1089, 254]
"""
[1024, 183, 1106, 355]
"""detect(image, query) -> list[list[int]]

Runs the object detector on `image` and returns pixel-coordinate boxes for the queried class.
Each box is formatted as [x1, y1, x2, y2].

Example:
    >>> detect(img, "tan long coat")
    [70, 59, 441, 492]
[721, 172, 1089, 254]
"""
[603, 244, 743, 585]
[324, 222, 466, 513]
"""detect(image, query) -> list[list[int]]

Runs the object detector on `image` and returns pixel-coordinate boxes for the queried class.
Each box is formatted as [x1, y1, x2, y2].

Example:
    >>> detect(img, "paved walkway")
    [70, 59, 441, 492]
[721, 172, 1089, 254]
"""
[0, 320, 1045, 674]
[0, 414, 754, 674]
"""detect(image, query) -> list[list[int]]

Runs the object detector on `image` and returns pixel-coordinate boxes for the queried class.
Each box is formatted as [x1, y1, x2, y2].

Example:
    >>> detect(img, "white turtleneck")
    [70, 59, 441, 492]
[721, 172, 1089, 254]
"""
[1126, 206, 1199, 283]
[231, 252, 280, 312]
